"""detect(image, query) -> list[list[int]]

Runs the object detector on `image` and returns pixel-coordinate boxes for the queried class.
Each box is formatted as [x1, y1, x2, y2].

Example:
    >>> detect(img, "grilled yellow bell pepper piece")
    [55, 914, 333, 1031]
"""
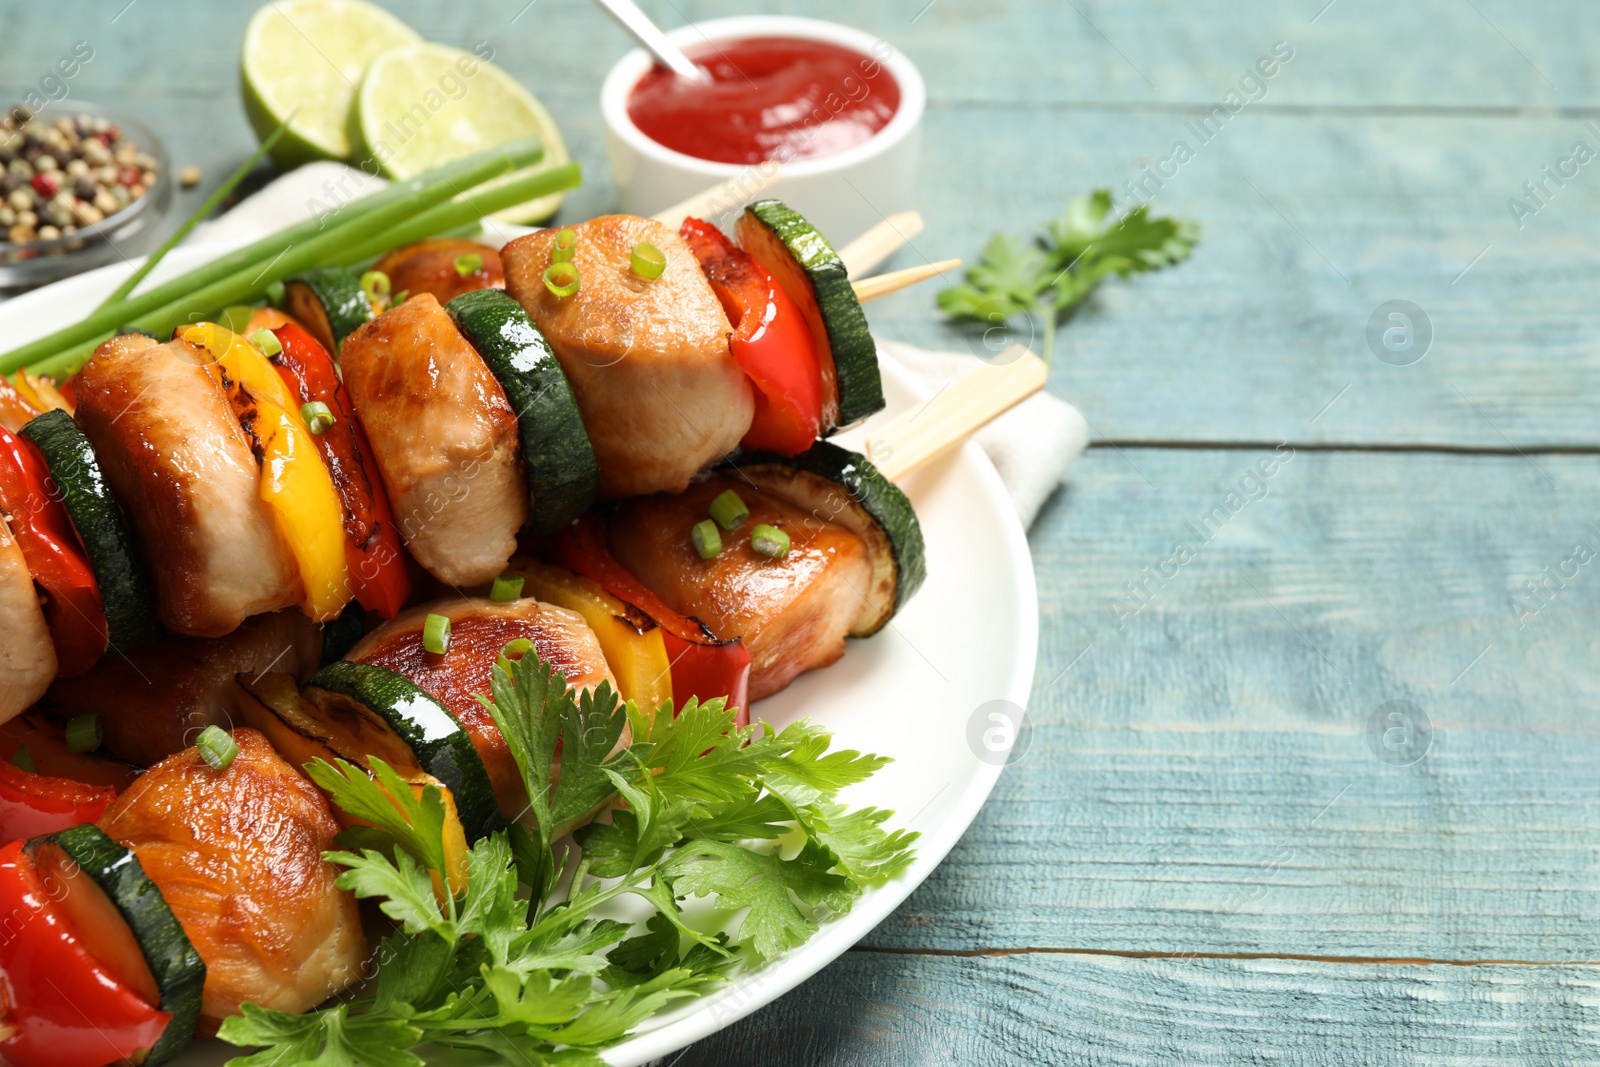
[504, 557, 673, 713]
[182, 323, 350, 621]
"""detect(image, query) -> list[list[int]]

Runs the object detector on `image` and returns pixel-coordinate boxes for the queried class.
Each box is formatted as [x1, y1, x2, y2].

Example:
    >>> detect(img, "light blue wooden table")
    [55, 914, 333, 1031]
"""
[6, 0, 1598, 1062]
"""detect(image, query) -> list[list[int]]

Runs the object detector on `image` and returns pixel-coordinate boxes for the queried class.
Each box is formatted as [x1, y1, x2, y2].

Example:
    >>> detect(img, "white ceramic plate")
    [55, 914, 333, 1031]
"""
[0, 244, 1038, 1066]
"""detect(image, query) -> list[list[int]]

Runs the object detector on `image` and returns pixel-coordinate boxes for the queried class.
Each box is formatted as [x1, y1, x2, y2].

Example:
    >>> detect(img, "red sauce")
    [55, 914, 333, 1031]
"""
[627, 37, 900, 166]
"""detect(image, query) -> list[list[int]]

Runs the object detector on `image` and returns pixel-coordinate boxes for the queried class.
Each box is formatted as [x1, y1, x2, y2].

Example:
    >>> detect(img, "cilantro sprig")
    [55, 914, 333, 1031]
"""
[218, 645, 917, 1066]
[937, 190, 1199, 362]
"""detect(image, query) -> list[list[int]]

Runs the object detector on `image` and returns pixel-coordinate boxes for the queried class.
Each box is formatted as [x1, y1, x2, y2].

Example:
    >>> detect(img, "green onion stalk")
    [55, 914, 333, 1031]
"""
[94, 118, 293, 311]
[30, 158, 581, 377]
[2, 136, 562, 376]
[330, 162, 581, 266]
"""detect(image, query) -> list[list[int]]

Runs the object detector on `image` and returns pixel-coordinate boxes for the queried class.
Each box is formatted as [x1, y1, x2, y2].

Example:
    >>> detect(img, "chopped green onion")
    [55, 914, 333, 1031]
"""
[751, 523, 790, 559]
[65, 713, 102, 754]
[11, 745, 35, 773]
[543, 261, 580, 298]
[692, 519, 723, 559]
[423, 612, 451, 654]
[490, 574, 525, 603]
[264, 280, 286, 308]
[495, 637, 535, 673]
[300, 401, 335, 434]
[250, 328, 282, 357]
[454, 252, 484, 276]
[631, 242, 666, 281]
[391, 289, 409, 306]
[551, 228, 577, 263]
[196, 725, 239, 771]
[360, 269, 391, 304]
[709, 489, 749, 531]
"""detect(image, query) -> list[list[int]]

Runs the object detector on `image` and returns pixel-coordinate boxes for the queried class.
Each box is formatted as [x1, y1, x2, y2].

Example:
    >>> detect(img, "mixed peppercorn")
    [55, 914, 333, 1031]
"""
[0, 107, 160, 246]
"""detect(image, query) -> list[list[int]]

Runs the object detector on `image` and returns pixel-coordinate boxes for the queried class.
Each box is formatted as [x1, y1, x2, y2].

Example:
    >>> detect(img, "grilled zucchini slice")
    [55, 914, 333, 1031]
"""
[731, 439, 925, 635]
[303, 660, 502, 841]
[234, 671, 473, 896]
[31, 824, 205, 1065]
[284, 267, 373, 354]
[20, 409, 158, 649]
[445, 289, 598, 534]
[737, 200, 884, 433]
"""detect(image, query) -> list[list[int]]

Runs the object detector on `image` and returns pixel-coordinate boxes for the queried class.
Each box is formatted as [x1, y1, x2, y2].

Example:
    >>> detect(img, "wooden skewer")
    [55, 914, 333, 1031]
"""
[837, 211, 925, 277]
[867, 345, 1049, 482]
[852, 258, 962, 304]
[651, 190, 946, 302]
[651, 167, 782, 230]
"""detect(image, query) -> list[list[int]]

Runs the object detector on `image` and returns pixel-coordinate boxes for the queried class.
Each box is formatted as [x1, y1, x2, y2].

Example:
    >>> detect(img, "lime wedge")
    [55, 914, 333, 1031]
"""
[241, 0, 421, 168]
[353, 43, 572, 224]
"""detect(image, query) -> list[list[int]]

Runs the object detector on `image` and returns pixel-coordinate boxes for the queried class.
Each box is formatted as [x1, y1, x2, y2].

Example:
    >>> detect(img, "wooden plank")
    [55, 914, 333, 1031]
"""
[857, 448, 1600, 961]
[674, 951, 1600, 1066]
[859, 104, 1600, 447]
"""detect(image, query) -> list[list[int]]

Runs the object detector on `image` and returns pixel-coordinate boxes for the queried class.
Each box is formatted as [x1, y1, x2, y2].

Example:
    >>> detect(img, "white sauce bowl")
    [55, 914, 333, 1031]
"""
[599, 14, 925, 247]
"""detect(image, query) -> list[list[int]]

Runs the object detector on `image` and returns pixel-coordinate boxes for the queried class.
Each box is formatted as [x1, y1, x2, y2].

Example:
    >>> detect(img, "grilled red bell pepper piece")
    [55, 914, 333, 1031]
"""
[54, 372, 79, 409]
[0, 839, 170, 1067]
[550, 514, 750, 723]
[0, 711, 130, 842]
[681, 217, 822, 456]
[0, 713, 139, 791]
[268, 321, 411, 618]
[0, 423, 107, 676]
[0, 760, 117, 840]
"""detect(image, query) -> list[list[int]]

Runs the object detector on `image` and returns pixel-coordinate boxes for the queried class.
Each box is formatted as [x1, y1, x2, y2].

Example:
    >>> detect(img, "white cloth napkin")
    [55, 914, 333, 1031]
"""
[189, 162, 388, 245]
[192, 166, 1087, 527]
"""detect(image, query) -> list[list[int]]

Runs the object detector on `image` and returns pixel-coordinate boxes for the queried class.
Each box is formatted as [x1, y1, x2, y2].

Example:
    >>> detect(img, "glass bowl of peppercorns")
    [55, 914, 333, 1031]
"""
[0, 102, 172, 289]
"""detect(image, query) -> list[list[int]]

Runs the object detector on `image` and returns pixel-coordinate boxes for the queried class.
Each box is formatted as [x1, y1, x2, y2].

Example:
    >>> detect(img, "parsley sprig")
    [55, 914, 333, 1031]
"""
[218, 646, 917, 1066]
[937, 190, 1199, 362]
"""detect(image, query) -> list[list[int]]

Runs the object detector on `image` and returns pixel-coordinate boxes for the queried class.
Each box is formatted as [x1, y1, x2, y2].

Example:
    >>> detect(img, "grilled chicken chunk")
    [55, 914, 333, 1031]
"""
[372, 238, 504, 306]
[0, 513, 56, 721]
[45, 610, 323, 767]
[74, 334, 301, 637]
[501, 215, 753, 498]
[348, 597, 619, 819]
[609, 475, 871, 701]
[99, 728, 365, 1020]
[341, 294, 527, 586]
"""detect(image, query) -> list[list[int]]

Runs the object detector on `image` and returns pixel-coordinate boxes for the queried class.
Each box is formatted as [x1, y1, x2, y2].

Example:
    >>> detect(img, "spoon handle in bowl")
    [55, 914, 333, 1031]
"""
[590, 0, 709, 83]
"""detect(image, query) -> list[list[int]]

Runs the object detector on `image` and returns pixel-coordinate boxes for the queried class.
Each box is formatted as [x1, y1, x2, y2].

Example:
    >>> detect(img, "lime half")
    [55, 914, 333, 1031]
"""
[353, 42, 572, 224]
[241, 0, 421, 168]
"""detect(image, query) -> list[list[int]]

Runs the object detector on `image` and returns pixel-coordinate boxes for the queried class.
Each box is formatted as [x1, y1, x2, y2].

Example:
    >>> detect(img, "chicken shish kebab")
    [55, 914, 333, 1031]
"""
[0, 586, 849, 1067]
[0, 94, 979, 1057]
[0, 582, 626, 1059]
[0, 597, 667, 1066]
[0, 200, 925, 729]
[0, 728, 363, 1067]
